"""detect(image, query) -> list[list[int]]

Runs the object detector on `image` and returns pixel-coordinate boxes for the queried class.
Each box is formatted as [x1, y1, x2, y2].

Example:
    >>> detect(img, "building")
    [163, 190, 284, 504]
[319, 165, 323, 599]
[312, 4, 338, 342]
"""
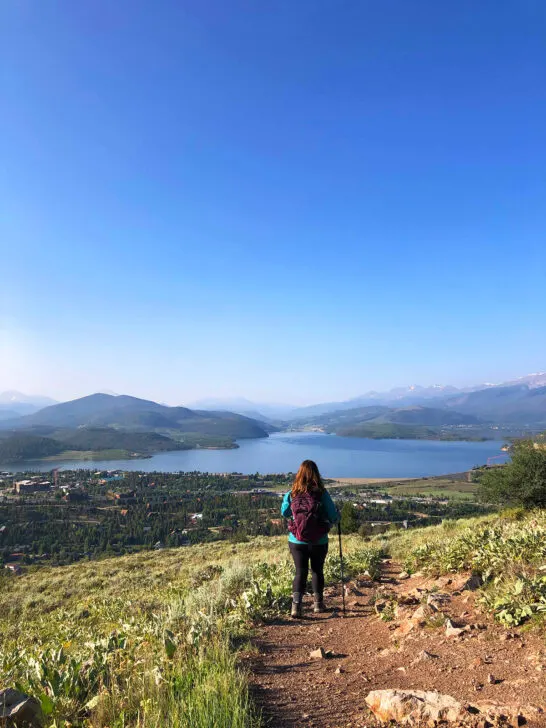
[15, 480, 51, 495]
[5, 564, 22, 575]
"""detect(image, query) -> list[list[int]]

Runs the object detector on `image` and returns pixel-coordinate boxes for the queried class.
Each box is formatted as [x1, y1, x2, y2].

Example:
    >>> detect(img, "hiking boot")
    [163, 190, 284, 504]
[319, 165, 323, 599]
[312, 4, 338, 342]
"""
[291, 593, 303, 619]
[313, 595, 327, 613]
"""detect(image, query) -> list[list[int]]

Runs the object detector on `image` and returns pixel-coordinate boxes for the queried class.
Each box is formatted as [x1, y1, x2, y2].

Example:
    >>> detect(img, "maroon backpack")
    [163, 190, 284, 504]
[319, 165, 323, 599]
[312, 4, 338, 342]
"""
[288, 491, 330, 542]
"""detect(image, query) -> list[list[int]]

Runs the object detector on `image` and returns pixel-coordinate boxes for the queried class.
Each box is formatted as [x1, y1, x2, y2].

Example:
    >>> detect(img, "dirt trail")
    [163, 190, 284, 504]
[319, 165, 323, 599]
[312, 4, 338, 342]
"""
[244, 561, 546, 727]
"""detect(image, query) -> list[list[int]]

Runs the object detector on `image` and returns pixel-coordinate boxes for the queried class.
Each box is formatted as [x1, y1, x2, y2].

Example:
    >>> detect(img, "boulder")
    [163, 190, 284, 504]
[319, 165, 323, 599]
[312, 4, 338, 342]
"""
[0, 688, 42, 728]
[365, 689, 466, 725]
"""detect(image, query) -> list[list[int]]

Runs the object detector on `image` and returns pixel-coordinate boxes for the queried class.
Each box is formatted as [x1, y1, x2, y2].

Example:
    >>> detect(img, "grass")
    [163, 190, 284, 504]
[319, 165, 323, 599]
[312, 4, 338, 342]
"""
[383, 477, 478, 501]
[329, 472, 480, 502]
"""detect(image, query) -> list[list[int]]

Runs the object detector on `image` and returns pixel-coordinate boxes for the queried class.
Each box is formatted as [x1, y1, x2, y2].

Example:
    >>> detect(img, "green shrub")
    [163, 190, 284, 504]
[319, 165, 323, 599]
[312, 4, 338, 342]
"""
[481, 573, 546, 626]
[479, 440, 546, 507]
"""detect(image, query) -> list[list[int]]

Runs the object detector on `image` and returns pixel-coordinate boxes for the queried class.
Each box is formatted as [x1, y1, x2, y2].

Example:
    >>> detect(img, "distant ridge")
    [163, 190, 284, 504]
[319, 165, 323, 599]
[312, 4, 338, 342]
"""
[0, 391, 58, 417]
[0, 393, 275, 440]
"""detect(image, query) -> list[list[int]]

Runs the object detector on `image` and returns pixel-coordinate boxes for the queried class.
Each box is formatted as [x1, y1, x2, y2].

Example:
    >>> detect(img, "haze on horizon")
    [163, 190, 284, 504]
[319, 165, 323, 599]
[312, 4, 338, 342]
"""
[1, 1, 545, 405]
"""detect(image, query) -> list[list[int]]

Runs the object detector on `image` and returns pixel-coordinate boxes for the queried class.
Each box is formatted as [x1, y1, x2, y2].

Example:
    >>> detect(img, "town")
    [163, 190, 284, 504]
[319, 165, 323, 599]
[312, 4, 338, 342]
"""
[0, 468, 492, 573]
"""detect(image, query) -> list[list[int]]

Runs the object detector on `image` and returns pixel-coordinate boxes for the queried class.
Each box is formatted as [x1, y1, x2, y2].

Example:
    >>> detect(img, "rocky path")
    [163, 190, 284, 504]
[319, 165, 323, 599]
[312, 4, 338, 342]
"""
[244, 561, 546, 727]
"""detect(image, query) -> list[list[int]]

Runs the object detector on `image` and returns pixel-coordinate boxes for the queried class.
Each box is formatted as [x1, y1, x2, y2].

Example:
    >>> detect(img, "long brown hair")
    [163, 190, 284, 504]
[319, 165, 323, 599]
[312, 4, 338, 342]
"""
[291, 460, 325, 497]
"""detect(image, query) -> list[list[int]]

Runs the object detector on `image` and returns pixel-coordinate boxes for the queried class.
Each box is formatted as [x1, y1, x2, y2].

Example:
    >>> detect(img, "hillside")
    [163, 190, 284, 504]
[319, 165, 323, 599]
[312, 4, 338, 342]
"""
[52, 427, 194, 453]
[0, 434, 65, 461]
[444, 384, 546, 424]
[297, 404, 484, 440]
[336, 423, 450, 439]
[2, 393, 271, 436]
[0, 426, 245, 462]
[3, 512, 546, 727]
[0, 394, 274, 453]
[0, 409, 21, 421]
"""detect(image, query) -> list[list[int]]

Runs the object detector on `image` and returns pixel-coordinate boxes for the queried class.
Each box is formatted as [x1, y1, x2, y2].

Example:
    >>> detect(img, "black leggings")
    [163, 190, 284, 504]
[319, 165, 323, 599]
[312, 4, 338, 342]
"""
[289, 542, 328, 596]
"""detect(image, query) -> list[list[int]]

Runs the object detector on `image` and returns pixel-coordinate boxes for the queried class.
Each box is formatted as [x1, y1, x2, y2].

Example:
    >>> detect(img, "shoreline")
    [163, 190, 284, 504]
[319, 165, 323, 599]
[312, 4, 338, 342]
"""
[328, 476, 421, 487]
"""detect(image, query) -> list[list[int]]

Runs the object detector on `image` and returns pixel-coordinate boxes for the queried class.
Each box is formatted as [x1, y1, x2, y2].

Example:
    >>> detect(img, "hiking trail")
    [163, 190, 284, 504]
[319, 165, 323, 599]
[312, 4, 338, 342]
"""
[243, 560, 546, 727]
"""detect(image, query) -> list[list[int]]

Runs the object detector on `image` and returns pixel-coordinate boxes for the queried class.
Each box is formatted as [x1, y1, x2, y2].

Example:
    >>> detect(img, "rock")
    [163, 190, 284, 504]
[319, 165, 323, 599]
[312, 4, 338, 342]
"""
[411, 605, 431, 620]
[500, 632, 518, 641]
[487, 673, 503, 685]
[470, 702, 523, 727]
[365, 689, 526, 726]
[374, 600, 388, 614]
[365, 689, 466, 725]
[412, 650, 439, 665]
[0, 688, 43, 728]
[390, 618, 417, 641]
[356, 577, 374, 588]
[345, 581, 364, 596]
[445, 618, 470, 638]
[463, 573, 483, 591]
[309, 647, 327, 659]
[426, 593, 451, 612]
[398, 571, 410, 580]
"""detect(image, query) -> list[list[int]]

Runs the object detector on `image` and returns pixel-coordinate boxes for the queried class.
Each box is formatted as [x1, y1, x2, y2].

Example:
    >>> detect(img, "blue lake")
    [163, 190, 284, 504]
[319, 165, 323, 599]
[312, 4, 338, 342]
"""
[2, 432, 509, 477]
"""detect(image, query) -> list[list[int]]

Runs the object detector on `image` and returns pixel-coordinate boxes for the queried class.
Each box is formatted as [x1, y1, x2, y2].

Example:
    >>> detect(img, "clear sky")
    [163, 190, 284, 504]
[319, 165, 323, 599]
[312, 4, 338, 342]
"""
[1, 1, 545, 406]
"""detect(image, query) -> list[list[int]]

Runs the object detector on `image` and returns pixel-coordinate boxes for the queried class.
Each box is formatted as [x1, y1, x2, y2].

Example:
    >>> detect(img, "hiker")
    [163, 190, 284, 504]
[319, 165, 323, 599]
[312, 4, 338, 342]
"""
[281, 459, 339, 618]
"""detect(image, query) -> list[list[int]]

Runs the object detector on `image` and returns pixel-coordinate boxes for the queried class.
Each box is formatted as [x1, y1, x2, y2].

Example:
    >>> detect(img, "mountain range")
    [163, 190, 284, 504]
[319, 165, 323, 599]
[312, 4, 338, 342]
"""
[186, 373, 546, 425]
[1, 372, 545, 458]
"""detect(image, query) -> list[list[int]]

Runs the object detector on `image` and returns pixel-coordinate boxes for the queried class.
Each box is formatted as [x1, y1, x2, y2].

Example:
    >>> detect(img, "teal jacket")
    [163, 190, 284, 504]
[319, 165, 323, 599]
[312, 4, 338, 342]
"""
[281, 489, 339, 545]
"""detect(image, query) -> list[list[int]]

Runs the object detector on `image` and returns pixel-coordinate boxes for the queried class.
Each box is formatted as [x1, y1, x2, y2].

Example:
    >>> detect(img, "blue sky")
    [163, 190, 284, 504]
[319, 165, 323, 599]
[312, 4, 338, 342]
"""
[1, 1, 545, 405]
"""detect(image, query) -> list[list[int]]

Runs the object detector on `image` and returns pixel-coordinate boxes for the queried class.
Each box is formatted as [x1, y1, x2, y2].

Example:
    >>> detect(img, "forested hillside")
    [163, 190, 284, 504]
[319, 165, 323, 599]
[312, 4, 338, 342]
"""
[4, 393, 273, 438]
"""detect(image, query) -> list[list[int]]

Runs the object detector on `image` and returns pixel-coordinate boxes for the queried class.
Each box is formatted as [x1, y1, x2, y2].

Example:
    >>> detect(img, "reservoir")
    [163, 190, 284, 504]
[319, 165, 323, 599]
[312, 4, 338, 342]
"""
[1, 431, 509, 477]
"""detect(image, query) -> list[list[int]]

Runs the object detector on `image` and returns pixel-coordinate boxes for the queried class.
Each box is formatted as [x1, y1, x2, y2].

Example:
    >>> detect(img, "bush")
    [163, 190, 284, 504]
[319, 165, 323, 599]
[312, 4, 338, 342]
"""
[340, 503, 359, 533]
[479, 440, 546, 507]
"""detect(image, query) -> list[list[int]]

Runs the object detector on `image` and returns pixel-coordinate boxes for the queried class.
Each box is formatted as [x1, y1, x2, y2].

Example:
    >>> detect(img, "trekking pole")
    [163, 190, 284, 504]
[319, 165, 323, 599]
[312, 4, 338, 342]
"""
[337, 520, 346, 616]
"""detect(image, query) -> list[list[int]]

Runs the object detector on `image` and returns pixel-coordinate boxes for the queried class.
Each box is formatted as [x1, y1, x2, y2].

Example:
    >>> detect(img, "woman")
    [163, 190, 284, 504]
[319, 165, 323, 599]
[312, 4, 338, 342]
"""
[281, 460, 339, 618]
